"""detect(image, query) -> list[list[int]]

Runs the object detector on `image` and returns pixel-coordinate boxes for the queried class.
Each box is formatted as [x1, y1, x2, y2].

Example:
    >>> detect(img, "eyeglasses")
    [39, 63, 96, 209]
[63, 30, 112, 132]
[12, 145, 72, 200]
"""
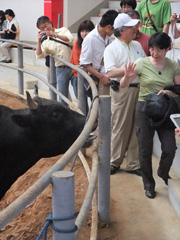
[149, 47, 165, 54]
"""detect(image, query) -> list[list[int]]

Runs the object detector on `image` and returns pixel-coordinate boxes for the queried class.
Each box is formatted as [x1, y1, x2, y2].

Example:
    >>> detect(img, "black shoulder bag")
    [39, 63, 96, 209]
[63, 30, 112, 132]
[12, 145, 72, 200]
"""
[2, 23, 16, 39]
[142, 92, 180, 129]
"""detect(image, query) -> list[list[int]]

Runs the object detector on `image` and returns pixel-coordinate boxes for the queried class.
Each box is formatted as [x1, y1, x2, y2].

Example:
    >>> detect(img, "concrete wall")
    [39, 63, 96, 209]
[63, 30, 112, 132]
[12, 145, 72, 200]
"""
[64, 0, 110, 32]
[0, 0, 109, 42]
[1, 0, 180, 43]
[0, 0, 44, 42]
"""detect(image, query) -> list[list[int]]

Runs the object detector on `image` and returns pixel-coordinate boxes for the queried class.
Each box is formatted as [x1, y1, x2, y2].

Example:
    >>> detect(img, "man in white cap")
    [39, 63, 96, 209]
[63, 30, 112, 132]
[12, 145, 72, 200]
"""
[104, 13, 145, 175]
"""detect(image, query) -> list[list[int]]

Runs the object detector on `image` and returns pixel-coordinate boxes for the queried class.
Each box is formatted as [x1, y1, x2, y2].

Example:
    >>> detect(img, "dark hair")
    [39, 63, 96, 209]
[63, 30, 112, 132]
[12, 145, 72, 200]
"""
[36, 16, 52, 28]
[114, 26, 126, 37]
[126, 10, 140, 19]
[4, 9, 15, 18]
[77, 20, 94, 48]
[99, 10, 118, 27]
[0, 10, 6, 23]
[148, 32, 171, 50]
[120, 0, 137, 10]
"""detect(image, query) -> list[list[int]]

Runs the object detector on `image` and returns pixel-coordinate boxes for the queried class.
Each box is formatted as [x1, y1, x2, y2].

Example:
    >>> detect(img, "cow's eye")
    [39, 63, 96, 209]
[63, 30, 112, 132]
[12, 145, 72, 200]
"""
[52, 112, 59, 118]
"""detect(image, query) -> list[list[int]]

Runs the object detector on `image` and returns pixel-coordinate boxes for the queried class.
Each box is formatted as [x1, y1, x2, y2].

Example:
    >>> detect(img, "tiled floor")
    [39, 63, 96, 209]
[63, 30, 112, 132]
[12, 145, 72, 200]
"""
[98, 154, 180, 240]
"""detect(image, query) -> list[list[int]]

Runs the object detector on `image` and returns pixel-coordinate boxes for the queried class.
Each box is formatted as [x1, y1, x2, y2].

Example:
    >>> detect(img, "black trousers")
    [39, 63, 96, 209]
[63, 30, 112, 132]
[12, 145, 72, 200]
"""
[135, 101, 177, 191]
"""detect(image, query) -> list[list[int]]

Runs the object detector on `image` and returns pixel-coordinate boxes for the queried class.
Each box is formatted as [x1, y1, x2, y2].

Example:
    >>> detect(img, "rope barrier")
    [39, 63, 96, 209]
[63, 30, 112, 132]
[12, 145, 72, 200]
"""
[36, 212, 78, 240]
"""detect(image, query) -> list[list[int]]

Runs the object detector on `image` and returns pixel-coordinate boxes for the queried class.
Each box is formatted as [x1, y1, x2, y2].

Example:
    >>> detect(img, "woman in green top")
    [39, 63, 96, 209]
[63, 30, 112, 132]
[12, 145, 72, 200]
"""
[120, 32, 180, 199]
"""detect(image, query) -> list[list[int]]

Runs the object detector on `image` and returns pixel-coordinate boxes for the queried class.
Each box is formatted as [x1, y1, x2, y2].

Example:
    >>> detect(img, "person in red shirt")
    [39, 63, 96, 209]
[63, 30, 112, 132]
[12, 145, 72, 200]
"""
[127, 10, 151, 56]
[70, 20, 94, 97]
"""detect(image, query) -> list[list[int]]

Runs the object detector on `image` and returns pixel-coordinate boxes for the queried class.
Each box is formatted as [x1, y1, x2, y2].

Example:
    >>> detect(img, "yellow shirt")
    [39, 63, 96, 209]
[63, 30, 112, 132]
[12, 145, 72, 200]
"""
[36, 27, 74, 67]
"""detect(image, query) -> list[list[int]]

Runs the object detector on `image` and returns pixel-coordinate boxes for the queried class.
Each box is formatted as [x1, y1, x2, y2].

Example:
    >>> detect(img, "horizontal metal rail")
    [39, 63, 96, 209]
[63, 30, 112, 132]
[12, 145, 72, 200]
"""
[0, 39, 36, 49]
[75, 141, 99, 239]
[0, 62, 82, 113]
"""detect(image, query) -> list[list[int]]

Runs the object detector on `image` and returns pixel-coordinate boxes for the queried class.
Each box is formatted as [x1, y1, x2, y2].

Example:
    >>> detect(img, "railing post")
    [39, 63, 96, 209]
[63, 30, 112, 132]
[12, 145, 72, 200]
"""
[49, 56, 57, 100]
[78, 70, 88, 155]
[52, 171, 76, 240]
[78, 71, 88, 116]
[98, 95, 111, 223]
[57, 14, 62, 28]
[17, 44, 24, 94]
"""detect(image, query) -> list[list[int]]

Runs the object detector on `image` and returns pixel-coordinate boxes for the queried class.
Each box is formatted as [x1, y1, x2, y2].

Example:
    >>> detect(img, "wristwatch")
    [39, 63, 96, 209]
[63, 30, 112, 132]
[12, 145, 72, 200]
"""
[55, 33, 58, 38]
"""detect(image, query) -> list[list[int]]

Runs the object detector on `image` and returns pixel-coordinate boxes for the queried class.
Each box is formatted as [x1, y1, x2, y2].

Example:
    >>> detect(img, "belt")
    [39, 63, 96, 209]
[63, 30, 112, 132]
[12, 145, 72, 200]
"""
[58, 65, 69, 68]
[129, 83, 139, 88]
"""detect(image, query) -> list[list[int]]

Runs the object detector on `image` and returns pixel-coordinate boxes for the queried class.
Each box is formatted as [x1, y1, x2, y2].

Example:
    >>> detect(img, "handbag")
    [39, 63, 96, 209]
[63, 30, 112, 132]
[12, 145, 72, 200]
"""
[142, 92, 180, 129]
[2, 23, 16, 40]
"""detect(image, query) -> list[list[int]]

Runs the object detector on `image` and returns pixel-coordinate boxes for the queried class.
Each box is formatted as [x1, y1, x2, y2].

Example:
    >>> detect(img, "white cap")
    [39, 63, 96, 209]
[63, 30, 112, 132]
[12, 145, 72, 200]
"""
[113, 13, 139, 29]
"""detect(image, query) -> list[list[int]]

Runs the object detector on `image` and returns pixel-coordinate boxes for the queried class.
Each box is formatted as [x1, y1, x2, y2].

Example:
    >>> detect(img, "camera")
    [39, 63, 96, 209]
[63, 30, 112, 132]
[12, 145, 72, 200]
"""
[40, 31, 46, 35]
[110, 80, 119, 91]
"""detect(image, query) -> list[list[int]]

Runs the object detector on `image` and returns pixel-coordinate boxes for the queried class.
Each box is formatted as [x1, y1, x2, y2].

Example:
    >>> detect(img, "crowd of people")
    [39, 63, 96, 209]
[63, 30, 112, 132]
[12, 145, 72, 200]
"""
[1, 1, 180, 199]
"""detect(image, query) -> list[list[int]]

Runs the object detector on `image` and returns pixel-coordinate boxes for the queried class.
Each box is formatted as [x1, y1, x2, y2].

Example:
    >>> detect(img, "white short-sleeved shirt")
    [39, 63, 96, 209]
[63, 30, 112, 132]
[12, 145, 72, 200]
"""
[104, 38, 146, 83]
[80, 24, 113, 73]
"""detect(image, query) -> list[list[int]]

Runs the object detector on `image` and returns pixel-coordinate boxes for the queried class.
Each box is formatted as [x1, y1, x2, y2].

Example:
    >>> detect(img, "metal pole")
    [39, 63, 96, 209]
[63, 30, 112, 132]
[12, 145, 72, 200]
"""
[78, 71, 88, 155]
[98, 96, 111, 223]
[17, 44, 24, 94]
[78, 72, 88, 116]
[52, 171, 76, 240]
[57, 14, 62, 28]
[49, 56, 57, 100]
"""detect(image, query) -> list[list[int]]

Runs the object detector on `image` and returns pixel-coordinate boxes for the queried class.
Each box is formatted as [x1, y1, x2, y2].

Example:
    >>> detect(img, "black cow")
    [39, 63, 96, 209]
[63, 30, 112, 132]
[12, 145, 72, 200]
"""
[0, 92, 86, 200]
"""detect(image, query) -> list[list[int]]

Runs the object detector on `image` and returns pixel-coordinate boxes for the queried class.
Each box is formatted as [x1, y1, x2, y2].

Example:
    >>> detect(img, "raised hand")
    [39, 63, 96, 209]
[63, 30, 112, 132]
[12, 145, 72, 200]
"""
[124, 62, 137, 79]
[120, 62, 137, 88]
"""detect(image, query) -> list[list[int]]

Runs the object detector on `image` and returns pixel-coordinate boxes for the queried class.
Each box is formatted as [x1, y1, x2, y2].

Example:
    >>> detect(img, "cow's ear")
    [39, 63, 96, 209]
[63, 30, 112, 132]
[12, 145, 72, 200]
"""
[11, 114, 31, 127]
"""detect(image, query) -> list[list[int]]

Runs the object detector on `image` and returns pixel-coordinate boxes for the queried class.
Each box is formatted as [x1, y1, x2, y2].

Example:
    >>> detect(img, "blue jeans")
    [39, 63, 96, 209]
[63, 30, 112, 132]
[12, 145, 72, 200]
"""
[56, 66, 77, 103]
[70, 74, 78, 98]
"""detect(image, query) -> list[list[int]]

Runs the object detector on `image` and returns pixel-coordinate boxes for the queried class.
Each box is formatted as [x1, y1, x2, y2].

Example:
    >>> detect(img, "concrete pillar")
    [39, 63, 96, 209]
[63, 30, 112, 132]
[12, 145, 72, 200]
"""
[98, 95, 111, 223]
[52, 171, 76, 240]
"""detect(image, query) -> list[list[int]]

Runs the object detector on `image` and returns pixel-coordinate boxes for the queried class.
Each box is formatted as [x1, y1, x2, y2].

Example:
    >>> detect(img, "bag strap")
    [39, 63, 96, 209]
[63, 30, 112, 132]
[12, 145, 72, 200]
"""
[49, 37, 73, 49]
[145, 0, 158, 32]
[41, 36, 72, 49]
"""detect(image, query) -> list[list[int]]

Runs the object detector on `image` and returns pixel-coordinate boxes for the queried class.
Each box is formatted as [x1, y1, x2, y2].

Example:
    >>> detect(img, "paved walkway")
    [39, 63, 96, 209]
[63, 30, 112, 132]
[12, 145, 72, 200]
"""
[98, 155, 180, 240]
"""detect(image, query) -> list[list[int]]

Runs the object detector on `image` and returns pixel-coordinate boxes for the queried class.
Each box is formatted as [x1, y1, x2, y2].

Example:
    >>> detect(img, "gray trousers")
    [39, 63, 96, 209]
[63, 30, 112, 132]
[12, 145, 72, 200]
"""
[135, 101, 177, 191]
[0, 41, 12, 61]
[110, 86, 140, 170]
